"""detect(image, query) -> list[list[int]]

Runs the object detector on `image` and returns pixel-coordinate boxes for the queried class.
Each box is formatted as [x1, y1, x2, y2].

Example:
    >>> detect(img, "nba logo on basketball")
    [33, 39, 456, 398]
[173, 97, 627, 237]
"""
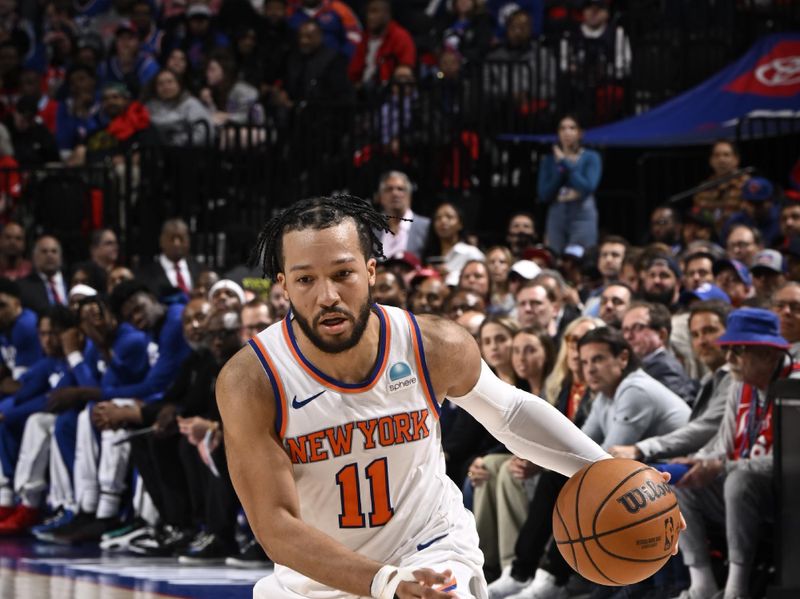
[663, 516, 675, 551]
[387, 361, 417, 393]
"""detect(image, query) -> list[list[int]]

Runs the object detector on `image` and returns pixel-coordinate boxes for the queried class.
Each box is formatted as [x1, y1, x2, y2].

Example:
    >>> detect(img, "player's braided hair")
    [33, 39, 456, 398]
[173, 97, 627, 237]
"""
[252, 194, 393, 281]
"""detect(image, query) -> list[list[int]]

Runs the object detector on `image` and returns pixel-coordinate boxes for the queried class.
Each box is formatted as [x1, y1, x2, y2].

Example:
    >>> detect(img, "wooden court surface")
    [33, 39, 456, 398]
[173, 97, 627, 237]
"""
[0, 537, 270, 598]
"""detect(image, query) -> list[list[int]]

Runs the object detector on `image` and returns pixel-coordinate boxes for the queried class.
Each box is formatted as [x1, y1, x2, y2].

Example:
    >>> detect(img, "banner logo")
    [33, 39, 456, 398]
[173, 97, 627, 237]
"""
[726, 41, 800, 97]
[755, 56, 800, 87]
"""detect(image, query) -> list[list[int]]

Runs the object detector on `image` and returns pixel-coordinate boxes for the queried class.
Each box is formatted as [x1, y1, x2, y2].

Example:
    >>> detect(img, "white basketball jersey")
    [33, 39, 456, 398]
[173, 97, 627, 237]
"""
[248, 305, 479, 570]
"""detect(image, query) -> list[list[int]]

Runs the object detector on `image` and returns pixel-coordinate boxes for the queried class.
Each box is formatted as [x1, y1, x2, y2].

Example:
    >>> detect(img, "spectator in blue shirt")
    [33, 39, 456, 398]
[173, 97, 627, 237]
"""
[537, 114, 602, 253]
[98, 20, 160, 99]
[41, 295, 151, 543]
[54, 65, 101, 159]
[130, 0, 164, 59]
[0, 306, 77, 531]
[0, 278, 42, 385]
[49, 298, 150, 405]
[45, 280, 189, 410]
[105, 280, 190, 403]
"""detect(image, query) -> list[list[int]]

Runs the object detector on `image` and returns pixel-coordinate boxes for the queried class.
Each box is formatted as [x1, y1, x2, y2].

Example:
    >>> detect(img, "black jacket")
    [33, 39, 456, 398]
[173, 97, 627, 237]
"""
[136, 256, 204, 298]
[284, 46, 354, 105]
[642, 348, 699, 403]
[19, 271, 68, 315]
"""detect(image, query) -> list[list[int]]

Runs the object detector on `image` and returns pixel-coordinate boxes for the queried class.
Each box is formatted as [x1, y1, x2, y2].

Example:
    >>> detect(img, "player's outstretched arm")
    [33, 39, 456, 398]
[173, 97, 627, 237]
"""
[418, 315, 610, 478]
[217, 347, 455, 599]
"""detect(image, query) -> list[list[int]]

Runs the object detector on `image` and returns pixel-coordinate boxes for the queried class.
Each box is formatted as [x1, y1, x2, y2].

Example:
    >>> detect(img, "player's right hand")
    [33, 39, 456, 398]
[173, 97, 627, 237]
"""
[395, 568, 456, 598]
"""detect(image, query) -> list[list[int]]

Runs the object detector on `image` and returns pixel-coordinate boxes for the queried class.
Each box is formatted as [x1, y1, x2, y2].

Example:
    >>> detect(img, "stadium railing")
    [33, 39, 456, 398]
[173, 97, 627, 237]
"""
[1, 164, 117, 264]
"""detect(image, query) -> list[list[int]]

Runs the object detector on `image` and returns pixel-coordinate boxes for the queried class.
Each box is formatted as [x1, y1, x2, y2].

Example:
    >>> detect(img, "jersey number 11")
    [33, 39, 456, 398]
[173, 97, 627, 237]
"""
[336, 458, 394, 528]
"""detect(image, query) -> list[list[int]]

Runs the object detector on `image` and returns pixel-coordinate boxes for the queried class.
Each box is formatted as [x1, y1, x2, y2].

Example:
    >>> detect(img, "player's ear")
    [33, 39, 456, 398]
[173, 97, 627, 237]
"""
[276, 272, 286, 291]
[366, 258, 377, 286]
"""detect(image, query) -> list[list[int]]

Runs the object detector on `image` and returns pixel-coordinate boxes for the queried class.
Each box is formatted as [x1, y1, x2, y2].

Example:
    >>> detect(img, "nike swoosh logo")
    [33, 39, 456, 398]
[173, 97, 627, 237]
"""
[291, 390, 325, 409]
[416, 533, 448, 551]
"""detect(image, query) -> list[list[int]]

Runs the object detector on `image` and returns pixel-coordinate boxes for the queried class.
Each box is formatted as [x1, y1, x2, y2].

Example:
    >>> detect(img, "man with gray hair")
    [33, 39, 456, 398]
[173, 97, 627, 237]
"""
[533, 270, 579, 340]
[376, 171, 430, 260]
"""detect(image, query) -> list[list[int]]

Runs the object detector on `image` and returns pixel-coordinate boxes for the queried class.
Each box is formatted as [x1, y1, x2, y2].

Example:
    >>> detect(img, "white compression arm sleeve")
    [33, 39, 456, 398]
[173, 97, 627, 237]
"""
[448, 360, 610, 477]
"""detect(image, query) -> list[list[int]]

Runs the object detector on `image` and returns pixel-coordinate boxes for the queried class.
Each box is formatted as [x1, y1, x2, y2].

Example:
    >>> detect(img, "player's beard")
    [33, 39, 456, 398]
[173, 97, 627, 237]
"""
[292, 294, 373, 354]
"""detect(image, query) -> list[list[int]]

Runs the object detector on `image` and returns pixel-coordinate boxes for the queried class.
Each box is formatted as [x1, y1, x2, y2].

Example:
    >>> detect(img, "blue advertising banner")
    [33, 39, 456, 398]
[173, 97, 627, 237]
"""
[503, 33, 800, 147]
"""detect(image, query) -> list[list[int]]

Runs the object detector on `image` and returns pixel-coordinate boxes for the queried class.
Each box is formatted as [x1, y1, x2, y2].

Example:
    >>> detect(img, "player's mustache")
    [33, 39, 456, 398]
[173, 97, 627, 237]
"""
[313, 307, 354, 326]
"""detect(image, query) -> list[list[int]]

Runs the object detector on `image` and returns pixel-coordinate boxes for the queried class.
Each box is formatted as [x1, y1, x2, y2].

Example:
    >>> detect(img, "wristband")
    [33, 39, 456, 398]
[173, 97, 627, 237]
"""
[370, 565, 417, 599]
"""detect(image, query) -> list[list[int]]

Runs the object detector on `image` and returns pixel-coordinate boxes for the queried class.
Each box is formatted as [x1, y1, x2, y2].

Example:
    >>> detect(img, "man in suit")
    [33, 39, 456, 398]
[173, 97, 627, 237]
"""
[19, 236, 68, 316]
[610, 300, 733, 465]
[376, 171, 430, 260]
[622, 301, 698, 402]
[137, 219, 202, 298]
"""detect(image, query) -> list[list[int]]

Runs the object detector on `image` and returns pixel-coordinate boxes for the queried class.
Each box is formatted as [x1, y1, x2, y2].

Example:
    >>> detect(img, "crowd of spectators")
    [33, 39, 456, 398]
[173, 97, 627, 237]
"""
[0, 0, 634, 207]
[0, 152, 798, 599]
[0, 0, 797, 597]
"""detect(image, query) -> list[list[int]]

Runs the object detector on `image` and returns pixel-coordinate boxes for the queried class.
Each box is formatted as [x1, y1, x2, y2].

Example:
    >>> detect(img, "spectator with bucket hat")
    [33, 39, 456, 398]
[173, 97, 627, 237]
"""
[671, 308, 800, 599]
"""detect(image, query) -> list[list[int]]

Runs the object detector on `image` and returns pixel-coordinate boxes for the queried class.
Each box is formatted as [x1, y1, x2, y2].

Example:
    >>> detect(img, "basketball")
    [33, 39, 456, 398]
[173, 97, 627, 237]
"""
[552, 458, 682, 586]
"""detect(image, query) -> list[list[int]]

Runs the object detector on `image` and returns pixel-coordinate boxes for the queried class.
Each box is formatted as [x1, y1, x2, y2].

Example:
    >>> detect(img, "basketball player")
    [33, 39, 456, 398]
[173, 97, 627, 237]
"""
[217, 196, 675, 599]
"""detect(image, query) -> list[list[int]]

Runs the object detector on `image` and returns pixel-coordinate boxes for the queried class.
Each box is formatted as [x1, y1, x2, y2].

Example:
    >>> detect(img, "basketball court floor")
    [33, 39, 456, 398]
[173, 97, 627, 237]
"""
[0, 537, 271, 598]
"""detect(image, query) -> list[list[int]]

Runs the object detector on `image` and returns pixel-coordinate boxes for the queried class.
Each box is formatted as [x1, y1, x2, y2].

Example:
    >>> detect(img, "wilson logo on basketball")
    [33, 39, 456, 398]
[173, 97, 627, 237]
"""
[615, 479, 674, 514]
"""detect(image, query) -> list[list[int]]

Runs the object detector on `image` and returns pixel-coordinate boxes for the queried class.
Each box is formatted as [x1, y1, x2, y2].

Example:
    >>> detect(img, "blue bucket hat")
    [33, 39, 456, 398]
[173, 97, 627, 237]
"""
[716, 308, 789, 349]
[713, 258, 752, 288]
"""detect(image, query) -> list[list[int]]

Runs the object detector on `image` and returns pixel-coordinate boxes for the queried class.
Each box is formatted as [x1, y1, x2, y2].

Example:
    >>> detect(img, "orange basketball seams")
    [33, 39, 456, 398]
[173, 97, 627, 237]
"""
[553, 458, 682, 586]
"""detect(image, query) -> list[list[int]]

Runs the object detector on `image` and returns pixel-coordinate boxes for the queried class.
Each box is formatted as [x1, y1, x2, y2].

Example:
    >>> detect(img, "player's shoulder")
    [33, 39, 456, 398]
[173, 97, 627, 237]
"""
[216, 344, 281, 443]
[414, 313, 481, 381]
[414, 313, 473, 346]
[216, 343, 276, 406]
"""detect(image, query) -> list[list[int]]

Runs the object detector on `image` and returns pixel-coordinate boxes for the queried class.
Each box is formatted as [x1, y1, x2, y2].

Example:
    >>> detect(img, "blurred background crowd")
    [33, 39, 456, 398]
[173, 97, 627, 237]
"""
[0, 0, 799, 598]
